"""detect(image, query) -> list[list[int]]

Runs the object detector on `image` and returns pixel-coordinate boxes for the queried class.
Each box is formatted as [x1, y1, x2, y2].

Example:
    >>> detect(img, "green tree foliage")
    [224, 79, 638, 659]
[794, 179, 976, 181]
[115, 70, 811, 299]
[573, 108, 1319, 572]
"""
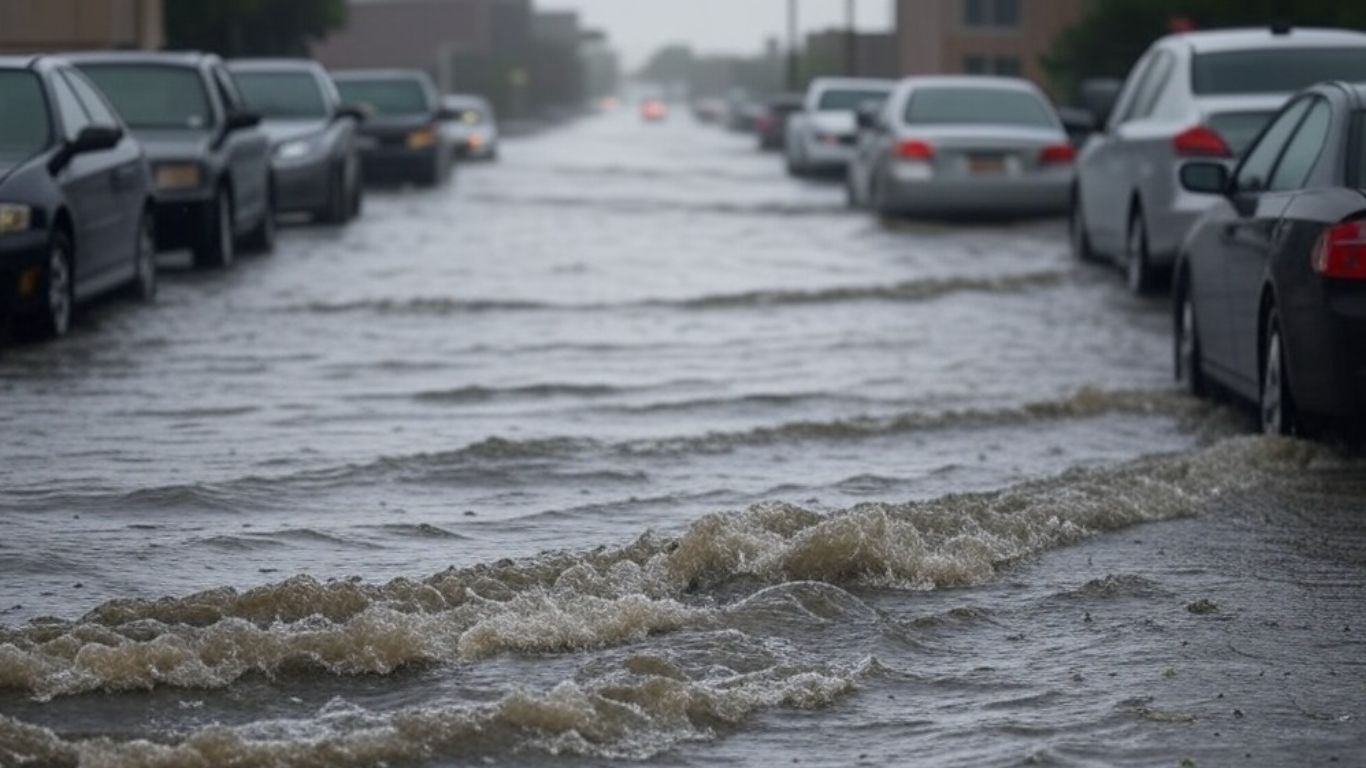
[166, 0, 347, 57]
[1045, 0, 1366, 101]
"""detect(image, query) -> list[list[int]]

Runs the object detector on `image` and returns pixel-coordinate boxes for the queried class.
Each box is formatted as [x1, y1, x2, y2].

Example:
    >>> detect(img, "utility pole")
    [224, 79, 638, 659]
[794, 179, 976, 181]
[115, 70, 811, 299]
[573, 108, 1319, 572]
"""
[845, 0, 858, 76]
[787, 0, 800, 92]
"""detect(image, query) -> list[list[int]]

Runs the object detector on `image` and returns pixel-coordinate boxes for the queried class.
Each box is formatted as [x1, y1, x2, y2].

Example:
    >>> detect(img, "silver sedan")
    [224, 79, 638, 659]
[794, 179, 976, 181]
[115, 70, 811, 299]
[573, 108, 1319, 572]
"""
[848, 76, 1075, 218]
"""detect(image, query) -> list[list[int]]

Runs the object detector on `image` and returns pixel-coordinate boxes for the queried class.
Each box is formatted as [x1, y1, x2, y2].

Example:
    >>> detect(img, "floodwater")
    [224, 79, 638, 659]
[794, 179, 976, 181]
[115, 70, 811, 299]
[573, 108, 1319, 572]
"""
[2, 111, 1364, 767]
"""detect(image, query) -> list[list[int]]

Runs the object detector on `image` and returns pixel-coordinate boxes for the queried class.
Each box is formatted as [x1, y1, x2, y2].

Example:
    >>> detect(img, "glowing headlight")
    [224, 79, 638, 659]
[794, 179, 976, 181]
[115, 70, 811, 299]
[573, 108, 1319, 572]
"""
[0, 203, 32, 234]
[155, 163, 202, 191]
[407, 128, 437, 150]
[276, 138, 314, 161]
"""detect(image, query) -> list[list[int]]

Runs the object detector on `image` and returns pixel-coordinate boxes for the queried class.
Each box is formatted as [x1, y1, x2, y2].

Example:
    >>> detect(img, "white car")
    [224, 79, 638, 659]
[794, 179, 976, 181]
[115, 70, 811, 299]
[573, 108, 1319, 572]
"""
[1072, 25, 1366, 293]
[440, 94, 499, 160]
[785, 77, 894, 176]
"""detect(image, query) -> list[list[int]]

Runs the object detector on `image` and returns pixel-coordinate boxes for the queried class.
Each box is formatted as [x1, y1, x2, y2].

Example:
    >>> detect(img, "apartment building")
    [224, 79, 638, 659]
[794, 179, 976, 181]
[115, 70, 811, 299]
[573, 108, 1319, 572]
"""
[0, 0, 163, 52]
[896, 0, 1086, 88]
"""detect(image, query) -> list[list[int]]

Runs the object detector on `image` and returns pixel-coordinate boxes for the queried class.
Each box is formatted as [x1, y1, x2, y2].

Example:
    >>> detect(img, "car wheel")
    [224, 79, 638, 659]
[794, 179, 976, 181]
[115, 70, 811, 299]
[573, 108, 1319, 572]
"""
[322, 164, 350, 225]
[1126, 207, 1157, 295]
[349, 173, 364, 220]
[32, 231, 74, 339]
[1070, 189, 1097, 263]
[127, 212, 157, 303]
[1175, 285, 1205, 397]
[1260, 311, 1295, 436]
[194, 191, 235, 269]
[243, 191, 276, 254]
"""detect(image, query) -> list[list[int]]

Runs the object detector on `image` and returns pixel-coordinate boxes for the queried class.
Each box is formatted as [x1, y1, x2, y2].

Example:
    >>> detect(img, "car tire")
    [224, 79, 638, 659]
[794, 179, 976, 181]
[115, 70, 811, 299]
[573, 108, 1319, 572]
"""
[1260, 310, 1296, 436]
[1175, 283, 1205, 397]
[194, 190, 235, 269]
[27, 230, 75, 340]
[1126, 207, 1158, 295]
[348, 171, 364, 220]
[1070, 189, 1097, 263]
[321, 163, 350, 225]
[243, 190, 276, 254]
[125, 212, 157, 303]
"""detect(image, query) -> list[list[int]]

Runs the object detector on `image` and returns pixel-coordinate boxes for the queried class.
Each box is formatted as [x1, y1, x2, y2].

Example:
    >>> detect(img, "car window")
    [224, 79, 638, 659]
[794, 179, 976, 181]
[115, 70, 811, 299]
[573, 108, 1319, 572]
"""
[817, 88, 891, 111]
[80, 65, 214, 130]
[50, 72, 91, 141]
[1269, 99, 1332, 192]
[335, 78, 431, 116]
[1110, 52, 1157, 128]
[0, 70, 52, 159]
[1193, 48, 1366, 96]
[235, 71, 329, 119]
[1236, 99, 1311, 193]
[61, 69, 118, 127]
[1129, 50, 1173, 122]
[904, 87, 1055, 128]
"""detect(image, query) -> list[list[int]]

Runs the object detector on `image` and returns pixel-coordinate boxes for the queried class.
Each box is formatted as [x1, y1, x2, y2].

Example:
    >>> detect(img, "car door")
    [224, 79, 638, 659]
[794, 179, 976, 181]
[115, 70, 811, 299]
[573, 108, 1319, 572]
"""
[210, 63, 269, 233]
[1227, 97, 1333, 385]
[62, 67, 144, 271]
[1112, 50, 1175, 244]
[1210, 98, 1314, 390]
[1082, 51, 1157, 256]
[47, 70, 123, 289]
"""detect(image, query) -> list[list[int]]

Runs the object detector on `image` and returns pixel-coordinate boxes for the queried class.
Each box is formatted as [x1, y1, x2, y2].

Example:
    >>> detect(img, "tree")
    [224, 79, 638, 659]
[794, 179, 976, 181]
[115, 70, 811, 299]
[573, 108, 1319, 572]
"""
[1044, 0, 1366, 102]
[638, 44, 696, 86]
[165, 0, 347, 58]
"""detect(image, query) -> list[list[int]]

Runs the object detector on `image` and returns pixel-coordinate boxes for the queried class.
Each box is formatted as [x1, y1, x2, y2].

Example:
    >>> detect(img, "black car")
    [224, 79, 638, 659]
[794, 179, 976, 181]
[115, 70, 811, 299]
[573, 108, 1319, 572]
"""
[70, 52, 273, 268]
[333, 69, 454, 187]
[0, 56, 156, 340]
[755, 94, 803, 152]
[1175, 81, 1366, 438]
[229, 59, 364, 224]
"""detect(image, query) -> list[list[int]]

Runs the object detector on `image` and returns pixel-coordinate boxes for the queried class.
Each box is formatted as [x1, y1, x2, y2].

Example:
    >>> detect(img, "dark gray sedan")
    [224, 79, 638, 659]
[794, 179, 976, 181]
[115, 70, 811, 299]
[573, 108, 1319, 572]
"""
[230, 59, 364, 224]
[1175, 81, 1366, 439]
[332, 69, 454, 188]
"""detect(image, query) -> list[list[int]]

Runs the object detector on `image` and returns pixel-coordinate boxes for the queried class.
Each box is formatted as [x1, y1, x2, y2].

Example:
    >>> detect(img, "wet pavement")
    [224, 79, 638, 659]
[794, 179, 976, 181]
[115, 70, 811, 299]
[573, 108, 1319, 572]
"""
[1, 111, 1364, 767]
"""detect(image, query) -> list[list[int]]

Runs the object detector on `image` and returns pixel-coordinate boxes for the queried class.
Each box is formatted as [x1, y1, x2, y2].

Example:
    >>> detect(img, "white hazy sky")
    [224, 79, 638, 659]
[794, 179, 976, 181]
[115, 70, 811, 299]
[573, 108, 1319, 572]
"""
[539, 0, 896, 68]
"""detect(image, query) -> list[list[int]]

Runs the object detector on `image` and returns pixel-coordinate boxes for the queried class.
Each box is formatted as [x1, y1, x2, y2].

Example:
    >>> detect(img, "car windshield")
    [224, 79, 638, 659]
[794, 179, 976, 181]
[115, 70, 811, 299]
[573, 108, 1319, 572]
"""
[1208, 111, 1276, 154]
[1193, 48, 1366, 95]
[0, 71, 51, 160]
[235, 71, 328, 119]
[817, 88, 889, 111]
[79, 64, 213, 130]
[336, 78, 429, 116]
[904, 87, 1056, 128]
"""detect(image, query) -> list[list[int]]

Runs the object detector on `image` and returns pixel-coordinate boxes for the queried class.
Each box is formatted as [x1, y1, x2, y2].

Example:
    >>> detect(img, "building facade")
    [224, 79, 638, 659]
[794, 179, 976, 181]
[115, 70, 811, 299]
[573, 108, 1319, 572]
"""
[0, 0, 163, 52]
[804, 30, 900, 80]
[896, 0, 1086, 89]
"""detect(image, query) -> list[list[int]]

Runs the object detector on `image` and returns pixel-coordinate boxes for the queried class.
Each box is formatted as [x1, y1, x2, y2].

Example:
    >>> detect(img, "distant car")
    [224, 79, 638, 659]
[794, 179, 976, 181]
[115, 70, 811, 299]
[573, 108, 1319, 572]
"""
[0, 56, 156, 339]
[332, 69, 454, 187]
[1173, 81, 1366, 438]
[72, 51, 274, 268]
[785, 77, 895, 176]
[755, 94, 804, 151]
[640, 99, 668, 122]
[440, 94, 499, 160]
[1072, 26, 1366, 294]
[229, 59, 364, 224]
[846, 76, 1074, 218]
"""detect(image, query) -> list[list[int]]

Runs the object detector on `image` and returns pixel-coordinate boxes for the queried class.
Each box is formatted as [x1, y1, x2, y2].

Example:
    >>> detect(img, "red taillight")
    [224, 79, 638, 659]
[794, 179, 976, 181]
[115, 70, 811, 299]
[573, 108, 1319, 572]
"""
[1313, 221, 1366, 279]
[757, 115, 776, 132]
[1173, 125, 1231, 158]
[897, 140, 934, 160]
[1039, 143, 1076, 165]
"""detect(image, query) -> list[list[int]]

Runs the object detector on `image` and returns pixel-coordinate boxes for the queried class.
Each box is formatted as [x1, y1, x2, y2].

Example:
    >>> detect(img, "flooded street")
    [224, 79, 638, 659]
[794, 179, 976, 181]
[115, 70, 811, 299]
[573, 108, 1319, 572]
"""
[2, 112, 1365, 767]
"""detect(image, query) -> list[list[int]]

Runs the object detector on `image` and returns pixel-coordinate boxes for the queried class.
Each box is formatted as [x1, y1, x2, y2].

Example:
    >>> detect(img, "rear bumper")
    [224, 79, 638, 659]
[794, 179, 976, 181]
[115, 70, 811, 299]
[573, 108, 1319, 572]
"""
[273, 158, 332, 214]
[883, 170, 1072, 217]
[1286, 285, 1366, 431]
[0, 230, 50, 319]
[360, 146, 441, 184]
[801, 136, 856, 168]
[1146, 181, 1219, 269]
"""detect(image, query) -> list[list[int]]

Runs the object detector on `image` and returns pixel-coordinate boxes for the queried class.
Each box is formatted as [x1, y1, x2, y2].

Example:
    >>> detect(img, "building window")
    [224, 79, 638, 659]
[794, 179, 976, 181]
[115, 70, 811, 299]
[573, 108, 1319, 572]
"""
[964, 0, 1021, 29]
[964, 55, 988, 74]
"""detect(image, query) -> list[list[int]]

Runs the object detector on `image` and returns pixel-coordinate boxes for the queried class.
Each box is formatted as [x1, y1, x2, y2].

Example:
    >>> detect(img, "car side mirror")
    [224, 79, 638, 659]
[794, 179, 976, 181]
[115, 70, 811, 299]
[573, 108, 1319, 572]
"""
[49, 124, 123, 172]
[855, 104, 880, 131]
[225, 111, 261, 132]
[1080, 78, 1122, 131]
[335, 105, 367, 123]
[1179, 161, 1230, 195]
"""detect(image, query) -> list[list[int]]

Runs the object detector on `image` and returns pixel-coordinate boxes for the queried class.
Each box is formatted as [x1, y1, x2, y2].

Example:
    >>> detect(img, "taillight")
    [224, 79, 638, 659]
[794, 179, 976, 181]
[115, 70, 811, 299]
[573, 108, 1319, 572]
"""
[897, 140, 934, 160]
[1039, 143, 1076, 165]
[1312, 221, 1366, 279]
[1173, 125, 1231, 158]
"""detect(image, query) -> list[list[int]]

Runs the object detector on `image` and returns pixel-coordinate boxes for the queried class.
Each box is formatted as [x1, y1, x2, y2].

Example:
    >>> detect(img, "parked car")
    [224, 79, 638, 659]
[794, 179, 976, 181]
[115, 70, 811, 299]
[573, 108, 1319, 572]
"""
[71, 52, 273, 269]
[0, 56, 156, 339]
[1072, 26, 1366, 294]
[332, 69, 453, 187]
[229, 59, 364, 225]
[786, 77, 895, 176]
[755, 94, 804, 152]
[846, 76, 1074, 218]
[440, 94, 499, 160]
[640, 98, 668, 123]
[1173, 81, 1366, 439]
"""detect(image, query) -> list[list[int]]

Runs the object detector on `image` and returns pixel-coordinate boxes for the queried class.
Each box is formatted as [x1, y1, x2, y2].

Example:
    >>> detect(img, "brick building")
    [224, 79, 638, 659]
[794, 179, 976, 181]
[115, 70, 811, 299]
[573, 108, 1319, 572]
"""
[0, 0, 163, 52]
[896, 0, 1086, 90]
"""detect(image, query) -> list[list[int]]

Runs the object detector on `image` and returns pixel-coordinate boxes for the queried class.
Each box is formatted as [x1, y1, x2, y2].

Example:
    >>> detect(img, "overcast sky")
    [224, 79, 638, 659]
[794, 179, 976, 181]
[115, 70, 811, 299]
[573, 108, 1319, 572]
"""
[539, 0, 896, 69]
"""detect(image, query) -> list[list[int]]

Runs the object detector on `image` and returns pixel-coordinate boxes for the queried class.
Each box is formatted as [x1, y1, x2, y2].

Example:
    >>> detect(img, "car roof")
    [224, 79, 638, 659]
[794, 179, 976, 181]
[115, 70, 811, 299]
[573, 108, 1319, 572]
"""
[1332, 81, 1366, 110]
[64, 50, 214, 67]
[0, 54, 41, 69]
[1164, 27, 1366, 54]
[811, 77, 895, 89]
[443, 94, 490, 105]
[899, 75, 1042, 92]
[331, 68, 428, 81]
[227, 58, 321, 73]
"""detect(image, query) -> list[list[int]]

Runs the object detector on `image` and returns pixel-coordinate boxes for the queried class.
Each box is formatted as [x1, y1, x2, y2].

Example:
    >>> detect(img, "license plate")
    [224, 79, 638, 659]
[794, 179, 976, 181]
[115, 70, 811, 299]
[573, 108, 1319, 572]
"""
[968, 155, 1007, 175]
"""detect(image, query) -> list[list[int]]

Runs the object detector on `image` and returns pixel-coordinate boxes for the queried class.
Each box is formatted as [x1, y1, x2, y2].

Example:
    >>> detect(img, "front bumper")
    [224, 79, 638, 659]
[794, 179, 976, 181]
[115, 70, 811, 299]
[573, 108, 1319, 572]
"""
[273, 158, 332, 214]
[359, 145, 441, 184]
[0, 230, 50, 319]
[883, 169, 1072, 218]
[152, 192, 214, 251]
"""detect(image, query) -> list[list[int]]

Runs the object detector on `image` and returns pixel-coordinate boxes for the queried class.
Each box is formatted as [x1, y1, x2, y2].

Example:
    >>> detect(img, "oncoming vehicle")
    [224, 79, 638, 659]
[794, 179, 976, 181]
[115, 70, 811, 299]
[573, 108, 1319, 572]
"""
[848, 77, 1074, 218]
[785, 77, 894, 176]
[1174, 81, 1366, 439]
[333, 69, 453, 187]
[0, 56, 156, 340]
[1073, 26, 1366, 294]
[440, 94, 499, 160]
[229, 59, 364, 224]
[72, 51, 274, 269]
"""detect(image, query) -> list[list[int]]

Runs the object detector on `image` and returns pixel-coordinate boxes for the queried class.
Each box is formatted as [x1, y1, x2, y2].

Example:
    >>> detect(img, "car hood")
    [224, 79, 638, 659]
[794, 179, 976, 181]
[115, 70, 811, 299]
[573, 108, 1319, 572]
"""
[359, 114, 434, 138]
[130, 128, 215, 162]
[258, 119, 330, 147]
[0, 158, 18, 187]
[809, 111, 857, 134]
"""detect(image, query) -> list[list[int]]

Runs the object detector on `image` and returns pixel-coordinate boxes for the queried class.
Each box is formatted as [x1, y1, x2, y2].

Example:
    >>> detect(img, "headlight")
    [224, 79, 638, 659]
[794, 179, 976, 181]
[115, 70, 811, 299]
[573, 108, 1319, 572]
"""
[276, 136, 324, 162]
[0, 203, 33, 235]
[407, 128, 437, 150]
[155, 163, 202, 191]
